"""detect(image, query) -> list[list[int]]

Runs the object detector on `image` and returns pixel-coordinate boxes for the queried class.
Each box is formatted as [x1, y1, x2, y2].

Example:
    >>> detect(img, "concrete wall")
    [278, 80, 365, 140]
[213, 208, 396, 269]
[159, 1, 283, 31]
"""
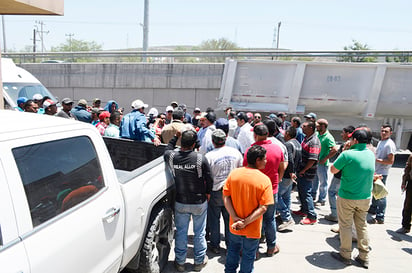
[21, 63, 224, 114]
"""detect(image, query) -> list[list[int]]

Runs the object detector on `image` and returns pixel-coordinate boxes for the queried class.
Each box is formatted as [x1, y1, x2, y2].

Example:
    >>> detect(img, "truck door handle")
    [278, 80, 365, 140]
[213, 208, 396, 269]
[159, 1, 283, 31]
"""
[102, 207, 121, 223]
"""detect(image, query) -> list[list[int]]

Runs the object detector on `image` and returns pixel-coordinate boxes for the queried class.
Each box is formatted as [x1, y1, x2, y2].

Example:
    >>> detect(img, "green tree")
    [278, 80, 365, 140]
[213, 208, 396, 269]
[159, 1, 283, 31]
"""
[51, 39, 102, 62]
[337, 40, 377, 62]
[51, 38, 102, 52]
[195, 38, 240, 62]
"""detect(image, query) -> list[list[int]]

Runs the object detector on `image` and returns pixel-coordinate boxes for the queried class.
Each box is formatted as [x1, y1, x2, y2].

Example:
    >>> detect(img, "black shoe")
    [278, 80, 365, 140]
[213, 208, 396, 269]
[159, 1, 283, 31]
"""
[368, 217, 384, 224]
[330, 251, 351, 266]
[174, 261, 185, 272]
[208, 246, 220, 254]
[355, 256, 369, 269]
[193, 256, 208, 272]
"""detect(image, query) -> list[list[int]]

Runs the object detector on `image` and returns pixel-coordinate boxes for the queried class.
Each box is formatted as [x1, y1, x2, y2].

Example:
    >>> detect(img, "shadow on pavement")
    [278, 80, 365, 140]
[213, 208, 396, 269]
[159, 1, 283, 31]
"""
[387, 229, 412, 243]
[402, 248, 412, 255]
[305, 251, 348, 270]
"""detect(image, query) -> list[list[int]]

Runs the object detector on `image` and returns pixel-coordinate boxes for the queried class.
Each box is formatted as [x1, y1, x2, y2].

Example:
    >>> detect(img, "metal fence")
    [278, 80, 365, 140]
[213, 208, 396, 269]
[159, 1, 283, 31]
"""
[3, 50, 412, 64]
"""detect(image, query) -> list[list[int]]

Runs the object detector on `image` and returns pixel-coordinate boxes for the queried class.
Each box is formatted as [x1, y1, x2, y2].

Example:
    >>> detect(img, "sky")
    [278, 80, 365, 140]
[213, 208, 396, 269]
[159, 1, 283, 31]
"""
[1, 0, 412, 52]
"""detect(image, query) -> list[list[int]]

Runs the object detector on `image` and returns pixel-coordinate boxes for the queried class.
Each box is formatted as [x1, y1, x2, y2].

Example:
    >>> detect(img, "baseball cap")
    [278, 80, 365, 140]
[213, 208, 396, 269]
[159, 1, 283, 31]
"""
[166, 105, 174, 112]
[93, 98, 101, 103]
[276, 112, 287, 118]
[171, 101, 178, 107]
[33, 93, 43, 101]
[317, 118, 328, 126]
[178, 103, 187, 110]
[212, 129, 227, 145]
[205, 112, 217, 123]
[194, 107, 201, 112]
[61, 98, 74, 105]
[91, 108, 101, 114]
[246, 112, 253, 120]
[99, 111, 110, 121]
[78, 99, 88, 106]
[43, 99, 57, 109]
[236, 112, 248, 122]
[348, 128, 369, 143]
[266, 113, 277, 120]
[215, 118, 229, 131]
[131, 99, 148, 109]
[17, 97, 28, 105]
[304, 112, 317, 120]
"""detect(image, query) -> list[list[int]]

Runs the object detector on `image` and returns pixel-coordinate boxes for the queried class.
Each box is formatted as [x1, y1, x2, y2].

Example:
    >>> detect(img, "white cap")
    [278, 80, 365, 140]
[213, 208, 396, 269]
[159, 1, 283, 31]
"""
[131, 99, 148, 109]
[33, 93, 43, 100]
[166, 105, 174, 112]
[148, 107, 158, 116]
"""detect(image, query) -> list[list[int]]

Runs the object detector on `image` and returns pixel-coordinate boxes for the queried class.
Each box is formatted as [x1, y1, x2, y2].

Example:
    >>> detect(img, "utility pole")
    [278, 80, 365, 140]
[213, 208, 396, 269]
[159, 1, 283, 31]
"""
[35, 21, 49, 53]
[142, 0, 149, 61]
[65, 33, 74, 51]
[2, 16, 6, 52]
[276, 21, 281, 49]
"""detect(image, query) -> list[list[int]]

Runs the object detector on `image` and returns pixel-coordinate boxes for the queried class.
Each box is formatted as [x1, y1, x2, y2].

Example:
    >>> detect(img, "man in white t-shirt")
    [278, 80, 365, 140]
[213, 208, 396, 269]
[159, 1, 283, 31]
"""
[368, 123, 397, 224]
[205, 129, 243, 254]
[235, 112, 254, 154]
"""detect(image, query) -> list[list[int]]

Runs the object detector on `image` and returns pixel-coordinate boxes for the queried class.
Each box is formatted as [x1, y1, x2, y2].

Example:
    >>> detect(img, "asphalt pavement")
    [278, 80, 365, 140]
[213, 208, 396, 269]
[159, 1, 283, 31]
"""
[163, 156, 412, 273]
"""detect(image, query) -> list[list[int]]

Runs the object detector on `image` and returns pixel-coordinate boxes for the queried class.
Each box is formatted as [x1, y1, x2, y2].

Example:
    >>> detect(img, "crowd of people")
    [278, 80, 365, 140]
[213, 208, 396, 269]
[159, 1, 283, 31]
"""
[15, 94, 411, 272]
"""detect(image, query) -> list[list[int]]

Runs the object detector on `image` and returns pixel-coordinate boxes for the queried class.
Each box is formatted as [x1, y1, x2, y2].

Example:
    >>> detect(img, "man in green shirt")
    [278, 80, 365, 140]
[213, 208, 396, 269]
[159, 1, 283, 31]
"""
[312, 119, 337, 206]
[330, 128, 375, 269]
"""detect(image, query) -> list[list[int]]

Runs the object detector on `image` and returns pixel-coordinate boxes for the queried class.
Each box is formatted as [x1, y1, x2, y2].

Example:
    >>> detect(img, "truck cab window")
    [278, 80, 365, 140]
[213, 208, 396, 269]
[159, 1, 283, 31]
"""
[12, 136, 105, 227]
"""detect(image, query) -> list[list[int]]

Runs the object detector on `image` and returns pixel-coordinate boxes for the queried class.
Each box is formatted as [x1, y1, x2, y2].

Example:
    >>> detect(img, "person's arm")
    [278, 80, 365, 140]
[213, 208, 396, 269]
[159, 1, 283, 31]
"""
[232, 205, 268, 230]
[298, 159, 317, 177]
[376, 153, 395, 165]
[402, 155, 412, 190]
[223, 195, 243, 224]
[166, 135, 178, 151]
[330, 164, 340, 174]
[278, 161, 286, 182]
[320, 145, 338, 165]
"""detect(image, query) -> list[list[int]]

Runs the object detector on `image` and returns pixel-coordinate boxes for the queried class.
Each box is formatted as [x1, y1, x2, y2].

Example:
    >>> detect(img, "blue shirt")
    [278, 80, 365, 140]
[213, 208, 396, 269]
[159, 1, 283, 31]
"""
[71, 106, 91, 123]
[120, 110, 155, 142]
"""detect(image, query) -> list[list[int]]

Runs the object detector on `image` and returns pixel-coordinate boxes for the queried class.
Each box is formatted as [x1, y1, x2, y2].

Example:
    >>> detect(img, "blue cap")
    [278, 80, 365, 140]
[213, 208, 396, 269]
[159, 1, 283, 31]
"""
[215, 118, 229, 131]
[17, 97, 28, 105]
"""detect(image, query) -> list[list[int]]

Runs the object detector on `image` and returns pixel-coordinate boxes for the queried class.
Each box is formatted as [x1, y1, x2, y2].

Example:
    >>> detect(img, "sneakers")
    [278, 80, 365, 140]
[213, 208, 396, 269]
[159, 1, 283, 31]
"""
[208, 245, 220, 254]
[314, 200, 326, 206]
[355, 256, 369, 269]
[292, 210, 307, 217]
[396, 227, 411, 234]
[174, 261, 185, 272]
[325, 214, 338, 222]
[193, 256, 208, 272]
[266, 245, 280, 257]
[368, 217, 384, 224]
[300, 217, 317, 225]
[278, 219, 295, 231]
[330, 251, 351, 266]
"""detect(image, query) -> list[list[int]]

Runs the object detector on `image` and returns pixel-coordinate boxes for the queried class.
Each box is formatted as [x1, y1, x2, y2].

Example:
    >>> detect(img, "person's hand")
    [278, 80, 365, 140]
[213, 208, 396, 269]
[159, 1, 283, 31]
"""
[401, 182, 407, 192]
[153, 137, 161, 146]
[231, 219, 245, 230]
[175, 130, 182, 139]
[291, 173, 297, 181]
[206, 194, 211, 202]
[298, 170, 305, 177]
[373, 174, 383, 182]
[320, 158, 327, 165]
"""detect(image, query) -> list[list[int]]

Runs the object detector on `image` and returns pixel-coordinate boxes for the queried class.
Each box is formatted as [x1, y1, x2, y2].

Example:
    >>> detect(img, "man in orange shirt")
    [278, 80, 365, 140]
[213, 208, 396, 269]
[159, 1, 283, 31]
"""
[223, 145, 274, 273]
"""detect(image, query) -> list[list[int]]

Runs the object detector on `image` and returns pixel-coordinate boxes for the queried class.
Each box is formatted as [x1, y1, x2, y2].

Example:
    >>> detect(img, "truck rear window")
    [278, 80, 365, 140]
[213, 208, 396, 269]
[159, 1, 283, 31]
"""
[12, 136, 105, 227]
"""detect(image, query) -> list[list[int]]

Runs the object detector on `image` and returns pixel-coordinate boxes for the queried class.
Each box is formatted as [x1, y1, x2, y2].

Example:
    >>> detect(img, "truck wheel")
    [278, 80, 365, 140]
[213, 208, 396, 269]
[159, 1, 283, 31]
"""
[139, 206, 174, 273]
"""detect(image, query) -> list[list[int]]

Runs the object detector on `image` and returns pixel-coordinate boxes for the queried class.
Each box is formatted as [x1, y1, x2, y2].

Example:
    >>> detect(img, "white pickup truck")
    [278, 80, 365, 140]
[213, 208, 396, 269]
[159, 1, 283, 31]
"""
[0, 110, 174, 273]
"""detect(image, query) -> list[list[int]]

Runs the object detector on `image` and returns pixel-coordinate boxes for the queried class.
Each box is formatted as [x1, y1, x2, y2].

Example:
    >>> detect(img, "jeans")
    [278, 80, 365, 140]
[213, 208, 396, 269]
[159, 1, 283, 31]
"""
[402, 181, 412, 230]
[370, 175, 388, 221]
[208, 190, 230, 248]
[277, 179, 293, 221]
[262, 193, 277, 248]
[337, 197, 370, 261]
[225, 232, 259, 273]
[312, 164, 328, 202]
[174, 201, 208, 265]
[328, 176, 341, 217]
[297, 176, 317, 220]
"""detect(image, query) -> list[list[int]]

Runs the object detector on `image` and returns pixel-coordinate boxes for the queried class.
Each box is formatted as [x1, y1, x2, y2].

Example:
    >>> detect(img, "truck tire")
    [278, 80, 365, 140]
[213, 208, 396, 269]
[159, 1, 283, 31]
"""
[138, 205, 174, 273]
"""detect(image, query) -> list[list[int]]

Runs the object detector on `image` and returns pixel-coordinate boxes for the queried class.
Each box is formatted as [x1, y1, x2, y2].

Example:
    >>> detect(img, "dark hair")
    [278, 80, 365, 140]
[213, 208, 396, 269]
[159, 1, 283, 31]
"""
[286, 126, 297, 138]
[343, 125, 355, 133]
[23, 99, 36, 110]
[172, 109, 184, 120]
[229, 110, 236, 118]
[206, 107, 214, 113]
[246, 145, 266, 167]
[352, 129, 369, 144]
[110, 111, 121, 124]
[263, 119, 277, 137]
[381, 123, 393, 132]
[181, 130, 198, 148]
[306, 121, 316, 131]
[205, 112, 217, 123]
[253, 124, 269, 136]
[292, 116, 301, 126]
